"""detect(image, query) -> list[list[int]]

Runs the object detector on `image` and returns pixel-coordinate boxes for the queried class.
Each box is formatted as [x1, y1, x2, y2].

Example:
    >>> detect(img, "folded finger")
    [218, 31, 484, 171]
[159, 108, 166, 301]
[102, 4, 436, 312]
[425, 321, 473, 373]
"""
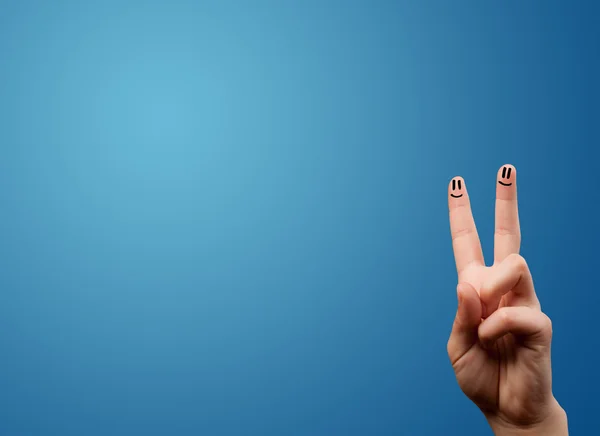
[480, 253, 540, 318]
[478, 306, 552, 348]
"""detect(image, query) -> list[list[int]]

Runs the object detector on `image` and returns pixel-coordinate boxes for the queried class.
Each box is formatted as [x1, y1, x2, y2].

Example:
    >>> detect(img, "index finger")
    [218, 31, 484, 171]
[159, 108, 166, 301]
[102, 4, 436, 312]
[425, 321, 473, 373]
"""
[448, 177, 484, 276]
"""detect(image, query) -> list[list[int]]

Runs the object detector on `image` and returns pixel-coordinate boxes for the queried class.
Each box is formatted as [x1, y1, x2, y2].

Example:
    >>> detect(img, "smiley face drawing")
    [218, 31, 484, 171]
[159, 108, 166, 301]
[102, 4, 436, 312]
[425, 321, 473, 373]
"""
[496, 164, 517, 203]
[450, 178, 463, 198]
[498, 166, 513, 186]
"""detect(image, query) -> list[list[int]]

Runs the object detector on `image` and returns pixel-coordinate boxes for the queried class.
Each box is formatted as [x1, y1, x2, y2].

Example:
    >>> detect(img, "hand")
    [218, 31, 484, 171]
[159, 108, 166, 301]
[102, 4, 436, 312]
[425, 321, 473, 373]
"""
[446, 165, 568, 435]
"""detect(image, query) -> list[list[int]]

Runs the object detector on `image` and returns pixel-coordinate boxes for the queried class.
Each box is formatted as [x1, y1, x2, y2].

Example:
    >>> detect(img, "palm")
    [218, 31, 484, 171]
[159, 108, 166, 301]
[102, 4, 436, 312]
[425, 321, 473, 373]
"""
[447, 166, 552, 423]
[454, 264, 542, 419]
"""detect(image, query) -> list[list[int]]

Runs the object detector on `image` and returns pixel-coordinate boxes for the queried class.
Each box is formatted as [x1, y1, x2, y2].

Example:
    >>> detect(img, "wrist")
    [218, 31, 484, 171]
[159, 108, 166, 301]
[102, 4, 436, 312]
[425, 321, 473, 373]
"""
[487, 399, 568, 436]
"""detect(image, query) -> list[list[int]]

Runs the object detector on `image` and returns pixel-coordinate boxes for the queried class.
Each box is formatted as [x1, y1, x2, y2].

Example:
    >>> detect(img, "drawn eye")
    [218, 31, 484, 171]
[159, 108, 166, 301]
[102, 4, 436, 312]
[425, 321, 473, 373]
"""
[499, 166, 513, 186]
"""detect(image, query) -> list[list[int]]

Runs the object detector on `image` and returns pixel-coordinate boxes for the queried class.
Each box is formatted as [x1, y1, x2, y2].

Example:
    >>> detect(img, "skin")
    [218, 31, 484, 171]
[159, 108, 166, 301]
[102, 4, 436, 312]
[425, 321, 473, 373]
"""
[447, 165, 569, 435]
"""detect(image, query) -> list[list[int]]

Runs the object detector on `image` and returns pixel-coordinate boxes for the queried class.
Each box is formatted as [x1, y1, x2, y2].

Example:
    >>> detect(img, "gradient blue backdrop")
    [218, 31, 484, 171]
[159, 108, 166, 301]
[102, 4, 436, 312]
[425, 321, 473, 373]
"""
[0, 1, 598, 435]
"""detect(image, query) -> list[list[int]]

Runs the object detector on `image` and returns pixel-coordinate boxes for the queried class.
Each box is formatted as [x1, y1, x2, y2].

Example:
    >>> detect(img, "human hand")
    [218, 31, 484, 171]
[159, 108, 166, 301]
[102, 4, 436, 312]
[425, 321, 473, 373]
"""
[446, 165, 568, 435]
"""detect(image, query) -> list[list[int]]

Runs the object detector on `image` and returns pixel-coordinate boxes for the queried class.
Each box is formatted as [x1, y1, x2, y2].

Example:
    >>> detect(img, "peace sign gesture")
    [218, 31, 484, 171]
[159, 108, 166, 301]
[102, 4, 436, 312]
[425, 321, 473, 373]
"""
[446, 165, 568, 435]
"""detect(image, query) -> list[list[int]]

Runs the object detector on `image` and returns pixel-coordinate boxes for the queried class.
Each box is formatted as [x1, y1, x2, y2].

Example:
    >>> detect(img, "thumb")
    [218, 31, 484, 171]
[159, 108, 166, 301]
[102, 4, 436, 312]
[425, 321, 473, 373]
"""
[447, 283, 482, 366]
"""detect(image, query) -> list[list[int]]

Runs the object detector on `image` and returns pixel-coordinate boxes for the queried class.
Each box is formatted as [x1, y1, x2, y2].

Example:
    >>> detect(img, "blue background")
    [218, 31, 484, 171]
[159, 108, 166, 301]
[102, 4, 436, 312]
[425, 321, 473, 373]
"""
[0, 0, 598, 434]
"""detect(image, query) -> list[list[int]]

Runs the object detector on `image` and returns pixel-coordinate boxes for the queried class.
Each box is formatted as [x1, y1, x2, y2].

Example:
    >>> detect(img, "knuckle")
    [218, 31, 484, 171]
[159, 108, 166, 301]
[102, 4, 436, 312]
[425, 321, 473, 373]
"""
[451, 226, 475, 242]
[508, 253, 528, 273]
[495, 226, 519, 237]
[542, 313, 553, 337]
[499, 308, 512, 327]
[446, 336, 458, 360]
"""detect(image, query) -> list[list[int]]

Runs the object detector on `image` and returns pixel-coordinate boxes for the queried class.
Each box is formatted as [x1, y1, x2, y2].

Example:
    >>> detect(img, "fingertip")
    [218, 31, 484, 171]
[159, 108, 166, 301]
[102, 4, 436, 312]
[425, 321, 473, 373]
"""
[497, 164, 517, 199]
[497, 164, 517, 177]
[456, 283, 482, 326]
[448, 176, 467, 201]
[477, 317, 494, 343]
[457, 282, 479, 306]
[457, 282, 476, 295]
